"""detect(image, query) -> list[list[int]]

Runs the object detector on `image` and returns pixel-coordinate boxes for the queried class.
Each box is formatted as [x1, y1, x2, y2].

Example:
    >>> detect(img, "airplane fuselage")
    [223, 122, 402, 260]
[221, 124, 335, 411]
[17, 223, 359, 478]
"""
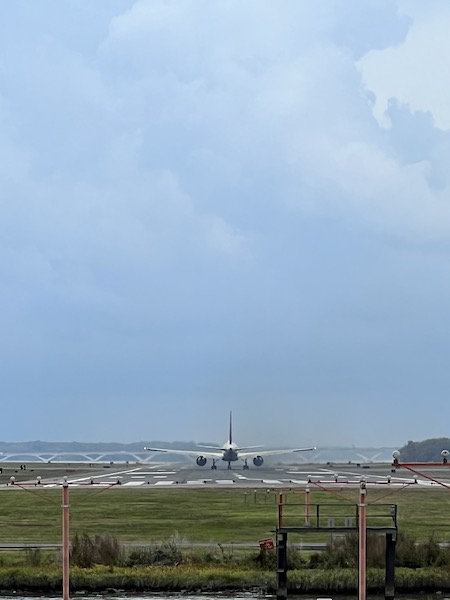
[222, 444, 238, 463]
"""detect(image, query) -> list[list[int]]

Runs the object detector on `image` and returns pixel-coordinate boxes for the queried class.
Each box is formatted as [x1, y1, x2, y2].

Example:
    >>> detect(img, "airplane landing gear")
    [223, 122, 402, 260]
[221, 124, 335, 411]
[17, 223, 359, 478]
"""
[243, 458, 249, 470]
[211, 459, 217, 470]
[227, 462, 232, 470]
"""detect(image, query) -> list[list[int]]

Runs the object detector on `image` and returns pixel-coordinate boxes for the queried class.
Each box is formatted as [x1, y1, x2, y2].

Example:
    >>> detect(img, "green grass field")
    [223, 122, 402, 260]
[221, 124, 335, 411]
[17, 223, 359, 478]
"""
[0, 484, 450, 545]
[0, 480, 450, 594]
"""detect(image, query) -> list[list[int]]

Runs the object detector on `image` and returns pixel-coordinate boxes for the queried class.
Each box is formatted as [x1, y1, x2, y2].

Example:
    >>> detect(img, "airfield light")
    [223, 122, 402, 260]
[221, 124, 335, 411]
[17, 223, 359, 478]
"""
[307, 475, 312, 483]
[9, 476, 15, 485]
[414, 475, 418, 484]
[442, 450, 449, 464]
[36, 476, 41, 485]
[63, 476, 68, 483]
[392, 450, 400, 465]
[387, 475, 391, 484]
[334, 473, 338, 482]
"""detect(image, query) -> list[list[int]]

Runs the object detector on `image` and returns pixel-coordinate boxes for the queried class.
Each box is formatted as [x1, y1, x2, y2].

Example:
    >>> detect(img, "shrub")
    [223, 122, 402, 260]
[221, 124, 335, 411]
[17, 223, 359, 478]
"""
[71, 533, 95, 567]
[71, 533, 124, 567]
[127, 536, 182, 566]
[309, 531, 450, 570]
[23, 548, 42, 567]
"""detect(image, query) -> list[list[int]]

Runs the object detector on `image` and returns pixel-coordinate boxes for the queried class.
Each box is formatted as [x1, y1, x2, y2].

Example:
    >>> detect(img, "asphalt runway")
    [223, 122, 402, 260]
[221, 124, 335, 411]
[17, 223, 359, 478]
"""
[7, 460, 450, 489]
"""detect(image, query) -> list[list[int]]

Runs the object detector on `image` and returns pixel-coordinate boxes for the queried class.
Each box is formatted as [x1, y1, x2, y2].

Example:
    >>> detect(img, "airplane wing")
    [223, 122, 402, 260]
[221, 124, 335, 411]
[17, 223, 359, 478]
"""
[239, 446, 316, 458]
[197, 444, 264, 451]
[144, 447, 223, 458]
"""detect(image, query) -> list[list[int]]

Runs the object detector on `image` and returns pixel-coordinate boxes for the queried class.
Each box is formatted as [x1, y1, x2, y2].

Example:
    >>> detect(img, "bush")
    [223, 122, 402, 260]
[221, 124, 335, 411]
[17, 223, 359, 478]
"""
[127, 536, 182, 566]
[309, 533, 358, 569]
[23, 549, 42, 567]
[309, 532, 450, 570]
[397, 533, 450, 568]
[253, 547, 276, 570]
[71, 533, 124, 567]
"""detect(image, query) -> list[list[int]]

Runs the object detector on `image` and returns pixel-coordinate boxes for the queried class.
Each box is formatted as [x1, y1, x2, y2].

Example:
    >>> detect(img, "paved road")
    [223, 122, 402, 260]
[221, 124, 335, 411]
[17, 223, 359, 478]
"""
[5, 460, 450, 489]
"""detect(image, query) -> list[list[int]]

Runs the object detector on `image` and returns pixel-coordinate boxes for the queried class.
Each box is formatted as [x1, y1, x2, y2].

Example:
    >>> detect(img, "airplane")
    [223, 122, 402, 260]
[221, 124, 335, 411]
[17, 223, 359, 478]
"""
[144, 412, 316, 470]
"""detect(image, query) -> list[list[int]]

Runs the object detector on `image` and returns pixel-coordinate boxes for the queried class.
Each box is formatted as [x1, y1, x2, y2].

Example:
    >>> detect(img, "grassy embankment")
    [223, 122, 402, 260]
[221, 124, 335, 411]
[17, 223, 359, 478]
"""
[0, 484, 450, 592]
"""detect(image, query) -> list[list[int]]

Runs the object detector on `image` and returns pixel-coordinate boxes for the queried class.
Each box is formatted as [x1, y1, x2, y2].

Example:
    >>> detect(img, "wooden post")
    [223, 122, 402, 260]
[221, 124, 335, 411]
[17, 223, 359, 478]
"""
[62, 480, 70, 600]
[358, 478, 367, 600]
[385, 532, 396, 600]
[276, 530, 288, 600]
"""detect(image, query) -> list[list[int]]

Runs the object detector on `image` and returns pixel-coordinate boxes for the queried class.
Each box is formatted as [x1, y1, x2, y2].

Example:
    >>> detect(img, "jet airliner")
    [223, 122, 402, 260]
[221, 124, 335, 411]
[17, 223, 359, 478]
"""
[145, 412, 316, 469]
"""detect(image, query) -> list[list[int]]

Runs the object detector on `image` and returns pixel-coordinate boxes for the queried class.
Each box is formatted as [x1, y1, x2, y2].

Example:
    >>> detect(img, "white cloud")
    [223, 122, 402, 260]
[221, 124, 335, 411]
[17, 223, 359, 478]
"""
[359, 2, 450, 130]
[2, 1, 450, 444]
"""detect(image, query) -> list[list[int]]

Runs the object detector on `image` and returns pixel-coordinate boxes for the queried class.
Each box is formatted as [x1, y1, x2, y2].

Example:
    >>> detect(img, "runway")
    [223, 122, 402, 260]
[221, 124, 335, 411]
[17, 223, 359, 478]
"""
[6, 460, 450, 489]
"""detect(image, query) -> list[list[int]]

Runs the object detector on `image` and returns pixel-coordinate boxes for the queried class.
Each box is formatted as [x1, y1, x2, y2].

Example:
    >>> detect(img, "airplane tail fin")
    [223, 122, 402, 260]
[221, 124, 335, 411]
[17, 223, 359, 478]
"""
[229, 411, 233, 444]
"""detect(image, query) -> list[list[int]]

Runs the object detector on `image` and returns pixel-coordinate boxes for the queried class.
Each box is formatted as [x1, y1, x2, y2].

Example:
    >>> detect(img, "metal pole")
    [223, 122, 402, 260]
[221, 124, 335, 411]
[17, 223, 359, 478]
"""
[358, 478, 367, 600]
[305, 486, 310, 526]
[62, 480, 70, 600]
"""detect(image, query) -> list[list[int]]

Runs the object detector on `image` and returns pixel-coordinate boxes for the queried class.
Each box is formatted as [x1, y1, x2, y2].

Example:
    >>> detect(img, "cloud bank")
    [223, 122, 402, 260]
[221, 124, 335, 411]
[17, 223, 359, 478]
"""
[0, 1, 449, 447]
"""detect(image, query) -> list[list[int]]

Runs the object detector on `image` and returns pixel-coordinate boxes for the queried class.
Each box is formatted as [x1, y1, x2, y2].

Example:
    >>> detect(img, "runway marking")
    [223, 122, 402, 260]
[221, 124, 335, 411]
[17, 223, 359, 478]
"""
[216, 480, 235, 485]
[68, 467, 143, 484]
[123, 481, 145, 486]
[153, 475, 168, 479]
[137, 471, 176, 475]
[234, 473, 247, 479]
[287, 471, 330, 475]
[131, 475, 145, 479]
[154, 480, 174, 486]
[262, 479, 282, 485]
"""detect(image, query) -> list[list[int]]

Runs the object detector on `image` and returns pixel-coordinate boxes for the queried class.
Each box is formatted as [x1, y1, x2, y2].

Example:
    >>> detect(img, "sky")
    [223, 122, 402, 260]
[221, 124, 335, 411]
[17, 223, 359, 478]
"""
[1, 0, 450, 448]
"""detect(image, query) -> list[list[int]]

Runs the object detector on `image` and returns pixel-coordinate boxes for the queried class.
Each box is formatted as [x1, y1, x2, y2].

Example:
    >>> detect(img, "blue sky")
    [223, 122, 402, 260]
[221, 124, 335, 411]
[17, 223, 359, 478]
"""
[1, 0, 450, 447]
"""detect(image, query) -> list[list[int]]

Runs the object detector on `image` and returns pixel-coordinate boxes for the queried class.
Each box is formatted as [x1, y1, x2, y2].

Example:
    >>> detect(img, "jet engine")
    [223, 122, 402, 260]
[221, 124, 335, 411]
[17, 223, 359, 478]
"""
[253, 455, 264, 467]
[196, 456, 207, 467]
